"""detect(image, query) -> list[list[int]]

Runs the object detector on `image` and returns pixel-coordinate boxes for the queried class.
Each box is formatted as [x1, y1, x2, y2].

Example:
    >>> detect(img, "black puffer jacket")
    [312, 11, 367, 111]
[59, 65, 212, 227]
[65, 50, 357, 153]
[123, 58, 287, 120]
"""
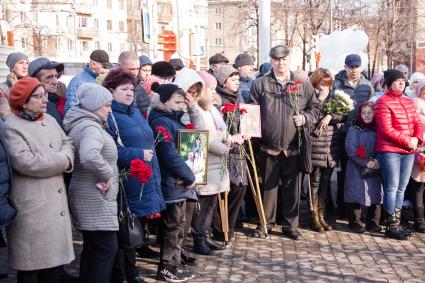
[249, 70, 319, 151]
[311, 91, 346, 168]
[333, 70, 374, 134]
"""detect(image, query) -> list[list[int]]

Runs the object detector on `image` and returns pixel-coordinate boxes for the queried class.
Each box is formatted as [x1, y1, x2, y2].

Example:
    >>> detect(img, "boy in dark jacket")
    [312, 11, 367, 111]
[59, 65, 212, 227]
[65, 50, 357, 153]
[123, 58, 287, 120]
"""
[148, 82, 197, 282]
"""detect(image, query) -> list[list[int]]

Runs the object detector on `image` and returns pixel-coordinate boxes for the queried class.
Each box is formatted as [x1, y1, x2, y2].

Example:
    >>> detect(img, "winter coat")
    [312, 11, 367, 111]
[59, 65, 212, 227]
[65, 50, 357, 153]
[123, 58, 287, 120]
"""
[1, 114, 75, 271]
[106, 100, 165, 217]
[134, 81, 150, 116]
[249, 70, 319, 151]
[0, 75, 15, 120]
[148, 104, 197, 204]
[65, 65, 97, 114]
[375, 91, 423, 154]
[196, 106, 230, 195]
[311, 91, 345, 168]
[0, 120, 16, 229]
[411, 97, 425, 182]
[333, 70, 374, 134]
[216, 85, 248, 186]
[344, 126, 382, 206]
[64, 107, 119, 231]
[238, 75, 254, 103]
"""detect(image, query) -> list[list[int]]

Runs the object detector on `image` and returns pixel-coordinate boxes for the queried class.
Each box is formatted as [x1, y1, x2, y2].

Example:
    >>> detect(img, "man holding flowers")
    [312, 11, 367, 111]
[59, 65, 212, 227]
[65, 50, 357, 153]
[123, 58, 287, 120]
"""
[248, 45, 319, 240]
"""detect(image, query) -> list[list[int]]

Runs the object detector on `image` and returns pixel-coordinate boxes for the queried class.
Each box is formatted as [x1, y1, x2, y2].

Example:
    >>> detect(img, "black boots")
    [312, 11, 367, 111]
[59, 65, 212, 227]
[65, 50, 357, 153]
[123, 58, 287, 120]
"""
[383, 209, 410, 240]
[366, 204, 383, 233]
[205, 236, 225, 250]
[414, 207, 425, 233]
[347, 203, 366, 233]
[193, 234, 212, 255]
[181, 248, 198, 266]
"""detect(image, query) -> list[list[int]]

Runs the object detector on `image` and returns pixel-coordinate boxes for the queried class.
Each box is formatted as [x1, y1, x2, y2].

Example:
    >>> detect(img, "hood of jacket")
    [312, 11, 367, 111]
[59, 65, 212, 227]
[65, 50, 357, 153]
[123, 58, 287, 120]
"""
[173, 68, 205, 96]
[63, 107, 107, 133]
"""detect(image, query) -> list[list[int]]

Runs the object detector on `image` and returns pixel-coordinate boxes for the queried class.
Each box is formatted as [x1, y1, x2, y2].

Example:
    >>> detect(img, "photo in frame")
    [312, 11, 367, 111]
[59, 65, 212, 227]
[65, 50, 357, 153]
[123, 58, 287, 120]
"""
[177, 129, 209, 185]
[239, 104, 262, 138]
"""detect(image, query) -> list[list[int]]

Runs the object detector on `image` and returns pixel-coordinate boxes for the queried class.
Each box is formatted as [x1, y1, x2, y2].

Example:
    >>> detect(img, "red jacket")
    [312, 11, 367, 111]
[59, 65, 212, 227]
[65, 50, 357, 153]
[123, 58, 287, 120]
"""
[375, 90, 423, 153]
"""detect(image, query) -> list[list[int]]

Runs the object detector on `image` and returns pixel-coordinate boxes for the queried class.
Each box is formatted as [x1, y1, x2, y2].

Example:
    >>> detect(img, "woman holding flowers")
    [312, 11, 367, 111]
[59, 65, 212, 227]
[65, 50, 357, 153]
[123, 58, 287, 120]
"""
[375, 69, 423, 240]
[344, 101, 383, 234]
[212, 65, 246, 243]
[409, 79, 425, 233]
[104, 68, 165, 283]
[64, 83, 118, 283]
[148, 82, 196, 282]
[309, 68, 349, 232]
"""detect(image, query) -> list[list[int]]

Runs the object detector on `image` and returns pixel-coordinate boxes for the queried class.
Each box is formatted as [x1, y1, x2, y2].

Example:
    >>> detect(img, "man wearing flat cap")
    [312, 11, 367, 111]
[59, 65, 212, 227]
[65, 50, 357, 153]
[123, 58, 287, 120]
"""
[333, 54, 374, 219]
[29, 57, 66, 128]
[65, 49, 111, 114]
[208, 53, 229, 79]
[249, 44, 319, 240]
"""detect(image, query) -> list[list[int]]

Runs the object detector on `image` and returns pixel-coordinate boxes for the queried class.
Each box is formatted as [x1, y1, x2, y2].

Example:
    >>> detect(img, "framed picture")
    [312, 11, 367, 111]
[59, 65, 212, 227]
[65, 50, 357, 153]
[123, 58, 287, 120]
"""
[239, 104, 262, 137]
[178, 130, 209, 185]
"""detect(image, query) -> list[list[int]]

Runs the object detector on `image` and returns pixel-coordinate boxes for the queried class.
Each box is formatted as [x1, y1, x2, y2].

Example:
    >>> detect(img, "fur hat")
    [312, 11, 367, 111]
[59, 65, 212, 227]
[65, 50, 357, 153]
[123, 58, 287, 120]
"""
[77, 83, 112, 112]
[384, 69, 405, 88]
[151, 61, 176, 78]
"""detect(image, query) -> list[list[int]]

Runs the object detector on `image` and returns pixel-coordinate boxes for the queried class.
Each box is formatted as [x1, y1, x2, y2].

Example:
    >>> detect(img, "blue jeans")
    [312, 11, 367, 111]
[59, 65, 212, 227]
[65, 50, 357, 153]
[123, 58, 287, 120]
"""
[377, 152, 414, 214]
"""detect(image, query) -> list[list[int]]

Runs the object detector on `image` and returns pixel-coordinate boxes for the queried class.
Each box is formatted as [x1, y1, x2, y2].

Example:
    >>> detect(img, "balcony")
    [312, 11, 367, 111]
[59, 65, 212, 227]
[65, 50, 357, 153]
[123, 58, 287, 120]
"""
[75, 5, 93, 15]
[76, 27, 97, 39]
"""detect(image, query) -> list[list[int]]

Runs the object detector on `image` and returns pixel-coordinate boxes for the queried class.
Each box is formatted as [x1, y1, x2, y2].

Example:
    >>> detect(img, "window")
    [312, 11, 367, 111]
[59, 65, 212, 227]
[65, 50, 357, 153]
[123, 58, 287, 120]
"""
[107, 0, 112, 9]
[215, 38, 222, 46]
[119, 0, 124, 9]
[120, 43, 126, 51]
[215, 22, 221, 30]
[215, 7, 221, 15]
[21, 37, 26, 48]
[82, 40, 89, 51]
[108, 42, 113, 52]
[94, 18, 99, 29]
[56, 15, 59, 26]
[119, 21, 124, 32]
[80, 17, 88, 27]
[67, 39, 73, 52]
[107, 20, 112, 30]
[95, 41, 100, 49]
[20, 11, 25, 22]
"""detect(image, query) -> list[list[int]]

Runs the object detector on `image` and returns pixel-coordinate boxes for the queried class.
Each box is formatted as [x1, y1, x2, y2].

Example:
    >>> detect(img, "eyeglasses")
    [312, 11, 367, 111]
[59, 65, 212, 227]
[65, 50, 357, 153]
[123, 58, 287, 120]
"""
[30, 92, 48, 99]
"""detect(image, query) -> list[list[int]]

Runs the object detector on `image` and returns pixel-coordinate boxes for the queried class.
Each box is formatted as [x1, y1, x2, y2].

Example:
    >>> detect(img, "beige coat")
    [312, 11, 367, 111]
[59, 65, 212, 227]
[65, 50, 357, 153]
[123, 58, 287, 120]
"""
[196, 107, 230, 195]
[412, 97, 425, 183]
[0, 114, 75, 271]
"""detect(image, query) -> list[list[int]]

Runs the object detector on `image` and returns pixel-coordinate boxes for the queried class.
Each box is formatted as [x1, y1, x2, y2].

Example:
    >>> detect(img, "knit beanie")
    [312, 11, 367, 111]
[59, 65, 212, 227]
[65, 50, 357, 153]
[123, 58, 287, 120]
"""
[216, 65, 238, 86]
[8, 77, 42, 113]
[233, 53, 254, 68]
[384, 69, 405, 88]
[77, 83, 112, 112]
[6, 52, 28, 71]
[139, 55, 152, 66]
[143, 75, 163, 94]
[151, 82, 183, 103]
[151, 61, 176, 78]
[198, 70, 217, 91]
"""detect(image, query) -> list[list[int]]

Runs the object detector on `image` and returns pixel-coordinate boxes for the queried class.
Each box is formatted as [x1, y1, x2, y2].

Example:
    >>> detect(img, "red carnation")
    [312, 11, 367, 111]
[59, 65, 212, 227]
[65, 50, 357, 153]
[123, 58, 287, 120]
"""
[221, 103, 239, 114]
[129, 159, 152, 184]
[355, 145, 367, 159]
[155, 126, 171, 142]
[295, 80, 303, 85]
[146, 212, 161, 220]
[240, 108, 247, 114]
[186, 123, 195, 129]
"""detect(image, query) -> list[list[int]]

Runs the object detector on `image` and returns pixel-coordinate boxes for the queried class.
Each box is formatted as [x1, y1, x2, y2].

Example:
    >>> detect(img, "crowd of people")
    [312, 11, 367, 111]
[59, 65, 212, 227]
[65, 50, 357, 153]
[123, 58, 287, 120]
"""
[0, 44, 424, 283]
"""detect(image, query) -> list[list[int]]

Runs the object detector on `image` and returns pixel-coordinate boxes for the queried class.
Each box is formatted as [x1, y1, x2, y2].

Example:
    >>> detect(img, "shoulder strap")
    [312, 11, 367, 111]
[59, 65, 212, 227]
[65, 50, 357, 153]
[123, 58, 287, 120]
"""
[110, 113, 124, 146]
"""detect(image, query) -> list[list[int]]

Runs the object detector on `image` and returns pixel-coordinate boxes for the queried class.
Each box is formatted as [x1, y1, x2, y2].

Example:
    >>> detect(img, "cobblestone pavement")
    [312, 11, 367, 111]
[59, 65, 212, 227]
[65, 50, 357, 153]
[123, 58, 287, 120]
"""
[2, 205, 425, 283]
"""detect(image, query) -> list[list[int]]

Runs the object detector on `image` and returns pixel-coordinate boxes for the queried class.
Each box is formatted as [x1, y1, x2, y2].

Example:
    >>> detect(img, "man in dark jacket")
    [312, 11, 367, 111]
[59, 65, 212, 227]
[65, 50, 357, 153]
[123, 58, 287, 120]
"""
[249, 45, 319, 240]
[333, 54, 374, 218]
[28, 57, 66, 128]
[234, 52, 255, 103]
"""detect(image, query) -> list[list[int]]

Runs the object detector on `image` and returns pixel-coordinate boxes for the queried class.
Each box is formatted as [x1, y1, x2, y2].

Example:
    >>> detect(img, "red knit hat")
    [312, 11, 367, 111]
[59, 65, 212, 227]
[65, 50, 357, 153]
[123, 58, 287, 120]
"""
[8, 77, 42, 114]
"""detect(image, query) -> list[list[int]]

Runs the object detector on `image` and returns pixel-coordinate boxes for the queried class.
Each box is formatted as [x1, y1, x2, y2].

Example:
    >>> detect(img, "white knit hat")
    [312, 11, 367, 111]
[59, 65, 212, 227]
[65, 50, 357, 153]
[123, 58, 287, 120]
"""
[77, 83, 112, 112]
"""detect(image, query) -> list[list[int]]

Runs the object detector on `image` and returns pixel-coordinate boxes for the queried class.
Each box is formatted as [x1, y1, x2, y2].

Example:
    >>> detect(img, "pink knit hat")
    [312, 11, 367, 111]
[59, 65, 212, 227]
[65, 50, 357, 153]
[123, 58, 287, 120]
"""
[198, 70, 217, 94]
[143, 75, 163, 94]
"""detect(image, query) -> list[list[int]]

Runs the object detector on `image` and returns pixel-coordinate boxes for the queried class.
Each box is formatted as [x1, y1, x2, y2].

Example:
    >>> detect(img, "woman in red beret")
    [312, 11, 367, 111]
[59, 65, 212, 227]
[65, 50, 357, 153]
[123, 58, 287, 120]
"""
[0, 77, 75, 282]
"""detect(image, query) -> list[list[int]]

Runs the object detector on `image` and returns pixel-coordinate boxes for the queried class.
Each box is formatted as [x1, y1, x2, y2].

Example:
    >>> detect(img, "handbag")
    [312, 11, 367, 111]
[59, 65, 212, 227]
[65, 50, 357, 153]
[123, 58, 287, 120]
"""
[361, 167, 380, 178]
[117, 181, 144, 249]
[299, 127, 313, 174]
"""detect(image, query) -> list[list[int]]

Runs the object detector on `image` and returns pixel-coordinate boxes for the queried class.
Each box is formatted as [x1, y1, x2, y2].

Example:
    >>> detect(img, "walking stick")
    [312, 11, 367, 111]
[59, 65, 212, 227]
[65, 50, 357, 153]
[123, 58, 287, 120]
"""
[217, 192, 229, 244]
[246, 139, 268, 237]
[306, 174, 314, 212]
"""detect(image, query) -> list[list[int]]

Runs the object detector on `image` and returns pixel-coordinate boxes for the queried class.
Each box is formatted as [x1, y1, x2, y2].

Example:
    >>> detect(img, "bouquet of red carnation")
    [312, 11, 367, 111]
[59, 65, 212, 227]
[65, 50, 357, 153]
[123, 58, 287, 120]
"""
[186, 123, 195, 129]
[153, 126, 171, 148]
[129, 159, 153, 200]
[286, 80, 303, 147]
[355, 145, 367, 159]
